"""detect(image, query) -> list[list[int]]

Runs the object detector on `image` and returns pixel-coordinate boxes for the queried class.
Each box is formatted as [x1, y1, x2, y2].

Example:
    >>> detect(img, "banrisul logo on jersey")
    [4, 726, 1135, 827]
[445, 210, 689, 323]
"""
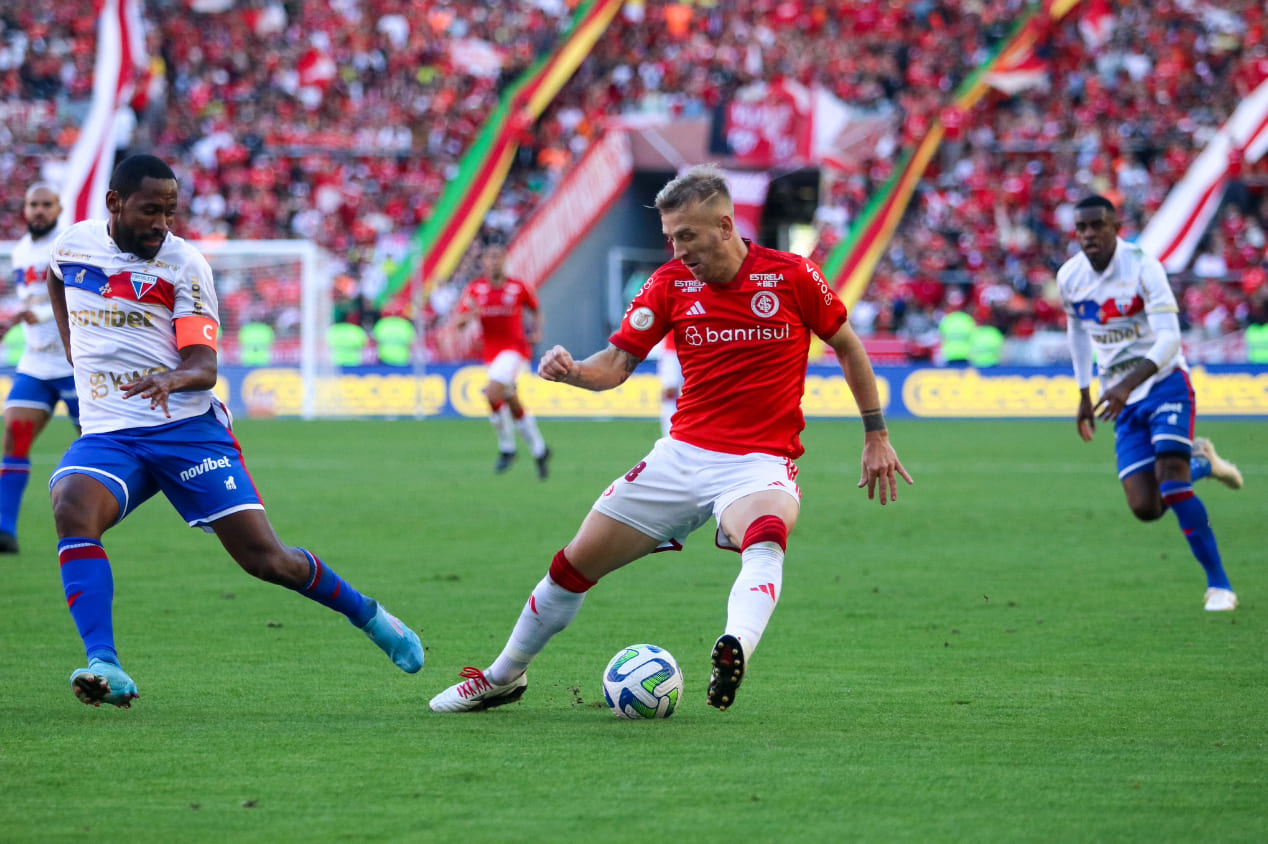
[683, 323, 791, 346]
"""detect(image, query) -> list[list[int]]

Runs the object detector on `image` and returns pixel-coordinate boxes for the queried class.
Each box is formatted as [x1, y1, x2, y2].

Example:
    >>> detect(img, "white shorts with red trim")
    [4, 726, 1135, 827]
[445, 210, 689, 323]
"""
[486, 350, 528, 387]
[591, 437, 801, 552]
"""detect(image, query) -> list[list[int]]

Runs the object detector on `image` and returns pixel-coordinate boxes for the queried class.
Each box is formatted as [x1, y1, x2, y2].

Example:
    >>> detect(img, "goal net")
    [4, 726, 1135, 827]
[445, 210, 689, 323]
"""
[0, 238, 425, 420]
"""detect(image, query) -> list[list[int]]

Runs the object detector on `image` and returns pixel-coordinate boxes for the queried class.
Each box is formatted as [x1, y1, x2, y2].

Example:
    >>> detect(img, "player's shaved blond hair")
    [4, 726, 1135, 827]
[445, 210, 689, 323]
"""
[653, 164, 732, 214]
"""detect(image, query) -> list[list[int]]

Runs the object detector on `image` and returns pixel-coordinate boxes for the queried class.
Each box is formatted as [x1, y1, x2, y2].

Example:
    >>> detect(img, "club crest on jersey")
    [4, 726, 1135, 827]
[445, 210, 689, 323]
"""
[130, 272, 159, 300]
[751, 291, 780, 319]
[629, 306, 655, 331]
[1073, 296, 1143, 324]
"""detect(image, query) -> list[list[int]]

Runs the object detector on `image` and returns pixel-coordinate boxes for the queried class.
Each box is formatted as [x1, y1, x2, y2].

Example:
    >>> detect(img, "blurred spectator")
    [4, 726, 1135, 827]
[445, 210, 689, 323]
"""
[3, 0, 1265, 363]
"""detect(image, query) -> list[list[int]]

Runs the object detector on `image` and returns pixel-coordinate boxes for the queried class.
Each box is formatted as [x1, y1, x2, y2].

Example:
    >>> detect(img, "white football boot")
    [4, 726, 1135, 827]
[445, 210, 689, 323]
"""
[429, 667, 528, 712]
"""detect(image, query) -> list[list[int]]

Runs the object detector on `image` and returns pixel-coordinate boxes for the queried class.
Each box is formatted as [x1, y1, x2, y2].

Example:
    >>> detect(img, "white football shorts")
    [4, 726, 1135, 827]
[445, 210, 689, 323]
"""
[486, 349, 528, 387]
[591, 437, 801, 552]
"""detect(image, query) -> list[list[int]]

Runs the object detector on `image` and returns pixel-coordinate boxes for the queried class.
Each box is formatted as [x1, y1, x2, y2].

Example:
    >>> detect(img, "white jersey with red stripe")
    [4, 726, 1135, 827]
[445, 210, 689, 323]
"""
[1057, 237, 1184, 405]
[9, 225, 74, 380]
[50, 220, 219, 434]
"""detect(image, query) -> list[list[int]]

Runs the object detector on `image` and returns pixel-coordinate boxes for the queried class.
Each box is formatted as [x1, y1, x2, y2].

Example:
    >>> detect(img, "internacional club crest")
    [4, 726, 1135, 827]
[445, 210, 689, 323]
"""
[751, 291, 780, 319]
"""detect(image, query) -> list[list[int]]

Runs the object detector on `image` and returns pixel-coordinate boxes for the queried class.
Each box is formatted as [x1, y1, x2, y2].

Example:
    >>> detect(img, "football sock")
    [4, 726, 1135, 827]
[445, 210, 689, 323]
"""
[1189, 453, 1211, 482]
[1160, 481, 1230, 590]
[0, 456, 30, 536]
[489, 403, 516, 453]
[513, 412, 548, 459]
[727, 544, 784, 658]
[59, 537, 119, 664]
[725, 517, 788, 658]
[294, 548, 374, 627]
[0, 419, 35, 537]
[488, 550, 592, 684]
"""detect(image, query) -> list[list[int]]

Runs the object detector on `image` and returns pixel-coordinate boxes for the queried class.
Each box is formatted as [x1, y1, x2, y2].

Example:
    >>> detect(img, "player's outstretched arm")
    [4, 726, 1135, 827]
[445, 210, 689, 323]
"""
[538, 343, 641, 392]
[826, 322, 913, 505]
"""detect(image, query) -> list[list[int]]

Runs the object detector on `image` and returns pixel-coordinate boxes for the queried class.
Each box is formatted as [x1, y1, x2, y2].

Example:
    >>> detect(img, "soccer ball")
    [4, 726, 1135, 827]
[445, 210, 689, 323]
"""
[602, 643, 684, 719]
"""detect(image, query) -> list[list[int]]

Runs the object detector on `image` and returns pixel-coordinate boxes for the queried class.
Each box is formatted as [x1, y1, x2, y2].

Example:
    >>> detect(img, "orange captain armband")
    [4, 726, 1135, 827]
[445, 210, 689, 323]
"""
[174, 316, 219, 351]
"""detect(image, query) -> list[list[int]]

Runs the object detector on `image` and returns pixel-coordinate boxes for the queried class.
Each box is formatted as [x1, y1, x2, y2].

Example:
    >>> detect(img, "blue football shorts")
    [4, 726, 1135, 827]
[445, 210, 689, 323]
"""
[1113, 368, 1195, 480]
[6, 373, 80, 425]
[50, 404, 264, 529]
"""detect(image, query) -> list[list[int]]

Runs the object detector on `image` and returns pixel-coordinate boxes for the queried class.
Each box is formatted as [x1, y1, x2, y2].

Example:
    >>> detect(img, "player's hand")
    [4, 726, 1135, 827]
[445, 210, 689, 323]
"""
[538, 345, 575, 383]
[857, 433, 914, 505]
[1092, 384, 1130, 422]
[121, 372, 176, 417]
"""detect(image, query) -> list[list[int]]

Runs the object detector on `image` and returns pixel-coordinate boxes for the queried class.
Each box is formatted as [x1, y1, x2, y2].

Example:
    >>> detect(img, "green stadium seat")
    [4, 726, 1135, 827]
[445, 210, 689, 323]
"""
[237, 322, 275, 367]
[328, 321, 369, 367]
[372, 316, 416, 366]
[2, 323, 24, 367]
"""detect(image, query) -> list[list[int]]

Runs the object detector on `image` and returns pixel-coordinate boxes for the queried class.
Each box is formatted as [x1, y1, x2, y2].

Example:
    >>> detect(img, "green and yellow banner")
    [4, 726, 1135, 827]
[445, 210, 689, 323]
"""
[376, 0, 624, 309]
[824, 0, 1082, 308]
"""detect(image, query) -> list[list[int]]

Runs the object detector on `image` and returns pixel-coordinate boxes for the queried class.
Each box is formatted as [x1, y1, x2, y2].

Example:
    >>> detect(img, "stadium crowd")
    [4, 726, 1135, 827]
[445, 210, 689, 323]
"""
[2, 0, 1266, 362]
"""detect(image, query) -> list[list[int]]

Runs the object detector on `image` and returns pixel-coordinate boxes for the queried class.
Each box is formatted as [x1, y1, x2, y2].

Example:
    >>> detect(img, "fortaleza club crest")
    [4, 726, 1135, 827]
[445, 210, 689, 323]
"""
[130, 272, 158, 300]
[751, 291, 780, 319]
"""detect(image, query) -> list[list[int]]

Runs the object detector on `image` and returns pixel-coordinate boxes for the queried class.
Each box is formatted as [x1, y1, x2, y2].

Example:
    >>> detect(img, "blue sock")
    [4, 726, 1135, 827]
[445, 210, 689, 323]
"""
[1190, 453, 1211, 482]
[58, 538, 119, 664]
[294, 548, 374, 627]
[0, 456, 30, 535]
[1160, 481, 1230, 590]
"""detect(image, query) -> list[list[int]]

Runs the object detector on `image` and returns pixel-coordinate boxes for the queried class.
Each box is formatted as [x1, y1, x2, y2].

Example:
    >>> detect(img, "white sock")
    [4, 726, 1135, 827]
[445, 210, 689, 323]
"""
[488, 574, 586, 683]
[514, 412, 547, 458]
[490, 406, 516, 453]
[725, 541, 784, 659]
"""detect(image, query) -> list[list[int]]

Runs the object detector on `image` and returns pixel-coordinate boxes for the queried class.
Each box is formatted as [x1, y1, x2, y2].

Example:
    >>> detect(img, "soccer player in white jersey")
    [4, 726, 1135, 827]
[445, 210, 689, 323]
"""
[1059, 195, 1243, 612]
[0, 184, 79, 553]
[431, 165, 913, 714]
[46, 155, 423, 708]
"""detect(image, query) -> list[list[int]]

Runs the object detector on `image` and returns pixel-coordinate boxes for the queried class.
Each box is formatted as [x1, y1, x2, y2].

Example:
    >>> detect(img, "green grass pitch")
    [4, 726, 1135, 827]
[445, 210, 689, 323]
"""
[0, 417, 1263, 842]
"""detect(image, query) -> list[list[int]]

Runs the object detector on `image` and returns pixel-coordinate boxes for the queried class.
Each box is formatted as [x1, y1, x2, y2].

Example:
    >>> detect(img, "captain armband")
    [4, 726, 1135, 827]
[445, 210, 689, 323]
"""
[860, 407, 886, 433]
[174, 316, 219, 350]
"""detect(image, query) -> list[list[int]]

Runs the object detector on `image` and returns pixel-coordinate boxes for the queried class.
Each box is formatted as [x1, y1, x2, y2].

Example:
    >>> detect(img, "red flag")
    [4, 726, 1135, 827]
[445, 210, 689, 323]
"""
[1078, 0, 1114, 49]
[59, 0, 145, 226]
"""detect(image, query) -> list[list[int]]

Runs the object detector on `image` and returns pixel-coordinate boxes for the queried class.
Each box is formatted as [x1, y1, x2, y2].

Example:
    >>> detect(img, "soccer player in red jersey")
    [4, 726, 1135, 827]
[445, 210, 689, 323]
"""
[431, 165, 912, 714]
[454, 243, 551, 478]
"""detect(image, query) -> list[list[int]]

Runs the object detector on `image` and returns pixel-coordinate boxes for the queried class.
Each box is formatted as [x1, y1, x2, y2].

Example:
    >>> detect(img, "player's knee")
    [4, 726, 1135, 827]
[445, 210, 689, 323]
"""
[1129, 501, 1165, 522]
[50, 478, 118, 536]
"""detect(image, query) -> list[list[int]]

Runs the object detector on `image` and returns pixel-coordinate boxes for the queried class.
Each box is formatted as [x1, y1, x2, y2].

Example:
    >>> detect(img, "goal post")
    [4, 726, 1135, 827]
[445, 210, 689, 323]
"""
[0, 237, 432, 420]
[195, 239, 329, 419]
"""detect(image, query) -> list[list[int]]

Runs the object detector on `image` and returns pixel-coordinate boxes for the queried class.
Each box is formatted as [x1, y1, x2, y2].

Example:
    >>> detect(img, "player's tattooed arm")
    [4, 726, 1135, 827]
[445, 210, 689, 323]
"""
[539, 343, 642, 391]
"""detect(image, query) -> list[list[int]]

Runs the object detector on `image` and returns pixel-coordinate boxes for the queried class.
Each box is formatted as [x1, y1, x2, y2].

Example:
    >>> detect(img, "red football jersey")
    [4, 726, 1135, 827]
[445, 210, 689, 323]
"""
[611, 242, 847, 458]
[459, 276, 538, 363]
